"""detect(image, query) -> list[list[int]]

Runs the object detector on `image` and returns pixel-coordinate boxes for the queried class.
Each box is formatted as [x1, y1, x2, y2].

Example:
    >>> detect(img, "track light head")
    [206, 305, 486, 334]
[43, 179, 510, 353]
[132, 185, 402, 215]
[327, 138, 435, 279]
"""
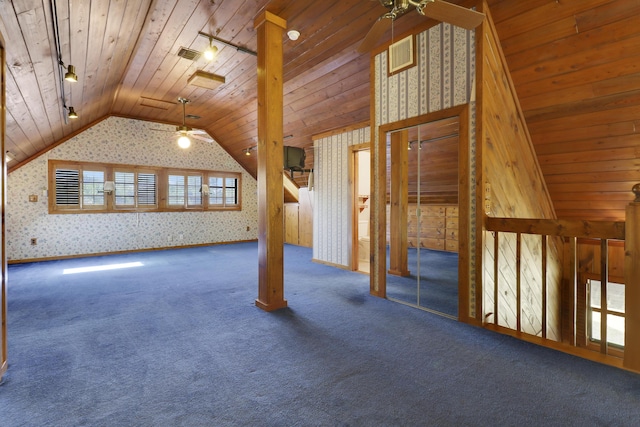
[203, 41, 218, 61]
[67, 106, 78, 119]
[64, 64, 78, 82]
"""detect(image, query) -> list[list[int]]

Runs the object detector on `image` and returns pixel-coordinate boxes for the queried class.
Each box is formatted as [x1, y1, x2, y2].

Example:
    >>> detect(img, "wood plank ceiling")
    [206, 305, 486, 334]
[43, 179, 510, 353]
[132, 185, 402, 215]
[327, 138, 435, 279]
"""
[1, 0, 638, 222]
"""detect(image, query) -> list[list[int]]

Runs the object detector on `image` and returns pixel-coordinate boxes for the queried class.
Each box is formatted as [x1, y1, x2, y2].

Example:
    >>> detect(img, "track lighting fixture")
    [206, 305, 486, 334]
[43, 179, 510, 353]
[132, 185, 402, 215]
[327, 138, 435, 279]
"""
[5, 151, 14, 162]
[203, 38, 218, 61]
[243, 146, 256, 156]
[63, 63, 78, 82]
[67, 106, 78, 119]
[198, 31, 257, 57]
[50, 0, 79, 122]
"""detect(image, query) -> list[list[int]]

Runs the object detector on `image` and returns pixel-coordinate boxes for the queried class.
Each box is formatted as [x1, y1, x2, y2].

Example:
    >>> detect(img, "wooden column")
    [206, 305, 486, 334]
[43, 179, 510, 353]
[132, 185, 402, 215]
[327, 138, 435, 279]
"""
[388, 130, 410, 276]
[254, 11, 287, 312]
[624, 184, 640, 371]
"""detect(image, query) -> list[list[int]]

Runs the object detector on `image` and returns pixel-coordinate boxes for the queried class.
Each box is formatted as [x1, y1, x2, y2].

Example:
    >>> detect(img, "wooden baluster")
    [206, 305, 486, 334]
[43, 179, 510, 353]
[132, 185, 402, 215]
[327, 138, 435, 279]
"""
[493, 232, 499, 325]
[516, 232, 521, 332]
[541, 235, 547, 339]
[600, 239, 608, 354]
[624, 184, 640, 371]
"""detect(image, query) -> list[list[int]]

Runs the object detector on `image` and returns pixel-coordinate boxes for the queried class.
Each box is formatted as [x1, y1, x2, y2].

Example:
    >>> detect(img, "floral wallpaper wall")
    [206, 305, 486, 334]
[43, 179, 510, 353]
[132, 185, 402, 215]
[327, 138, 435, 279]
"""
[371, 22, 478, 312]
[7, 116, 258, 261]
[312, 127, 371, 267]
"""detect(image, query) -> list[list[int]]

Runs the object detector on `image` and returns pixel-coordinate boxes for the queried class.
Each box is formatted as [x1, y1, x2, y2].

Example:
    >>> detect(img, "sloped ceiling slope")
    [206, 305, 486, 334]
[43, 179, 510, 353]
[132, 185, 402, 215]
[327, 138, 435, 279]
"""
[2, 0, 638, 222]
[487, 0, 640, 221]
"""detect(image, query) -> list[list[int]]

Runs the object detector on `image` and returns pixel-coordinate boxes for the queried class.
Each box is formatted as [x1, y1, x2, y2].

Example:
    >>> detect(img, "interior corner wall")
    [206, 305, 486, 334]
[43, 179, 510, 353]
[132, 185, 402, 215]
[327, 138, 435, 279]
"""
[372, 23, 477, 312]
[480, 13, 561, 340]
[312, 127, 370, 267]
[6, 117, 258, 261]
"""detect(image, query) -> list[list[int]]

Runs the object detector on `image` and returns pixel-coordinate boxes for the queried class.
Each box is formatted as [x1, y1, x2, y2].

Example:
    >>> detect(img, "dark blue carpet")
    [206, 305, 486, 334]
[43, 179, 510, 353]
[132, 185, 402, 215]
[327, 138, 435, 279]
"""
[1, 242, 639, 426]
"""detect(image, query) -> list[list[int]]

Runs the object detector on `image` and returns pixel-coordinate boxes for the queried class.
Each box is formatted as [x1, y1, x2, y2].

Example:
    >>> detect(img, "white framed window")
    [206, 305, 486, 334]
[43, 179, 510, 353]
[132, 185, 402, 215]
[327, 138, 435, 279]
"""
[588, 277, 625, 349]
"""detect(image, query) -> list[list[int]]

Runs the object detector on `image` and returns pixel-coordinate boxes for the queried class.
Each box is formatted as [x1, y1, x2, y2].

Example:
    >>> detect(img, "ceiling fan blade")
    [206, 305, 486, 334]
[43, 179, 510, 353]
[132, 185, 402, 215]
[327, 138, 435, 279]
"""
[191, 134, 213, 143]
[358, 15, 394, 53]
[421, 0, 484, 30]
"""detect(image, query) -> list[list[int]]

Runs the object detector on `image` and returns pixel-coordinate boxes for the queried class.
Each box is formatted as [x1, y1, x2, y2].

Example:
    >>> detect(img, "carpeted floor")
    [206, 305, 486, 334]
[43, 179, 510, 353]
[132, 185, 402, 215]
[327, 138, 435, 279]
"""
[1, 242, 639, 426]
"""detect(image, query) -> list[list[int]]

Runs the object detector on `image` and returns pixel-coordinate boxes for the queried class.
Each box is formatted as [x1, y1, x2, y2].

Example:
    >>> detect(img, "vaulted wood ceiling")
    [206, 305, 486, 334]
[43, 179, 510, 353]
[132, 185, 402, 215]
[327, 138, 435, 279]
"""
[2, 0, 638, 222]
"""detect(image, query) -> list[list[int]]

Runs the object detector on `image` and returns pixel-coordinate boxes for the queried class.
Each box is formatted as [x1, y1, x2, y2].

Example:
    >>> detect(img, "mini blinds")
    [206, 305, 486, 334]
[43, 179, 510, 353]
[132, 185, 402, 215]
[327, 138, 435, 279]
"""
[115, 172, 135, 206]
[137, 173, 157, 206]
[115, 171, 157, 207]
[55, 169, 80, 205]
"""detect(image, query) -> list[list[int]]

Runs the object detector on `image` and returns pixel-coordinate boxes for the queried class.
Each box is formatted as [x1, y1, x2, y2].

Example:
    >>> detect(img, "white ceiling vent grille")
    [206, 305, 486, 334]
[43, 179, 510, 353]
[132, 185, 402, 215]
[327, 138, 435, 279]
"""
[388, 35, 415, 76]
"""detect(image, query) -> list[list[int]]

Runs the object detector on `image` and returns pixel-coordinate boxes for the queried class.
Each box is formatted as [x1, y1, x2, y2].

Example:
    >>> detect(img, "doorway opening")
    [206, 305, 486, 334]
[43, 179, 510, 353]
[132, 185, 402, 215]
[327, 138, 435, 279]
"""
[352, 146, 371, 274]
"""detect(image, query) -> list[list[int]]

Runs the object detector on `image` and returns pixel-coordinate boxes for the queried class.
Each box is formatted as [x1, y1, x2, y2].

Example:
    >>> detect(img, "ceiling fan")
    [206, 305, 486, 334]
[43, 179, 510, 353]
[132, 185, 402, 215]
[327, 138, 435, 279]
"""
[358, 0, 485, 53]
[151, 97, 213, 148]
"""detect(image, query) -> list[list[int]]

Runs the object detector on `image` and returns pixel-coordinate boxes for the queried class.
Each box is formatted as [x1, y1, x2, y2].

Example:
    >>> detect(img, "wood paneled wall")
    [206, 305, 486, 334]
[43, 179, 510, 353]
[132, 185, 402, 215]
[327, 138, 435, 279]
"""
[479, 5, 561, 339]
[284, 187, 313, 248]
[386, 204, 459, 253]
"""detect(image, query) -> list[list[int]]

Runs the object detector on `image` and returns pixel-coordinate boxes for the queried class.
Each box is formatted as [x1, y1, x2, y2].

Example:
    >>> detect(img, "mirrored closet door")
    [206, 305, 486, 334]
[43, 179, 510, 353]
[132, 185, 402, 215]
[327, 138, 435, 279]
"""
[385, 118, 460, 318]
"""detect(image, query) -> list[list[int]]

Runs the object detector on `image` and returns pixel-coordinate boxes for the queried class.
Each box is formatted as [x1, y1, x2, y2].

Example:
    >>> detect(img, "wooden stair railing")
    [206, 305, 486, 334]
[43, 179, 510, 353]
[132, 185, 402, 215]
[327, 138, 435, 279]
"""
[485, 184, 640, 373]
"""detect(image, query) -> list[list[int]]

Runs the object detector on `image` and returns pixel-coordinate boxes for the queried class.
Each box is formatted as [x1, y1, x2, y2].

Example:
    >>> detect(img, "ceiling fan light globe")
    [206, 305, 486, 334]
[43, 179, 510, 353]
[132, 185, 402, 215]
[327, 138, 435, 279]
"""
[178, 135, 191, 149]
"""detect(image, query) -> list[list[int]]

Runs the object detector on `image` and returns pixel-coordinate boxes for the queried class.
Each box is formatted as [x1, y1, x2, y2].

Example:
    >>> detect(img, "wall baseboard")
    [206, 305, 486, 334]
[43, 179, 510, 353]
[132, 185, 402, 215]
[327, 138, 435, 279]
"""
[7, 239, 258, 265]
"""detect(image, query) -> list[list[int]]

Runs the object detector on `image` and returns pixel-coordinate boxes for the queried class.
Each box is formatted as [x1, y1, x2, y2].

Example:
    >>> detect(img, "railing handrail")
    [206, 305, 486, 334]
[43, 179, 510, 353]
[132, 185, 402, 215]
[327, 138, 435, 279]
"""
[485, 217, 625, 240]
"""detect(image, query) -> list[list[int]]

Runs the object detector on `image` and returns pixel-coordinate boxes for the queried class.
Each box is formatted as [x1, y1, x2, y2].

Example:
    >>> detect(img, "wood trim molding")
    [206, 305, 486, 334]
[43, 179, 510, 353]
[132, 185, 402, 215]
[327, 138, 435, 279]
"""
[312, 121, 370, 140]
[6, 240, 258, 265]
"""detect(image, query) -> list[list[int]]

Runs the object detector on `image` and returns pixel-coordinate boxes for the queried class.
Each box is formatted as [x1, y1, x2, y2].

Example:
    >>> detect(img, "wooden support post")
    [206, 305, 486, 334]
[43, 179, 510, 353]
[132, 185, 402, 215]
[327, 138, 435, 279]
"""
[600, 239, 609, 355]
[541, 235, 547, 339]
[624, 184, 640, 371]
[388, 130, 410, 276]
[254, 11, 287, 312]
[516, 232, 521, 332]
[561, 237, 577, 346]
[493, 232, 499, 325]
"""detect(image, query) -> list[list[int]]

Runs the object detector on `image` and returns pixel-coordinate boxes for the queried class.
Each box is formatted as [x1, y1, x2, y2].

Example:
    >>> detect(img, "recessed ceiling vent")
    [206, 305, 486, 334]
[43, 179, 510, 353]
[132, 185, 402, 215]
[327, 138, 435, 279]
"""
[177, 47, 201, 61]
[139, 96, 175, 110]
